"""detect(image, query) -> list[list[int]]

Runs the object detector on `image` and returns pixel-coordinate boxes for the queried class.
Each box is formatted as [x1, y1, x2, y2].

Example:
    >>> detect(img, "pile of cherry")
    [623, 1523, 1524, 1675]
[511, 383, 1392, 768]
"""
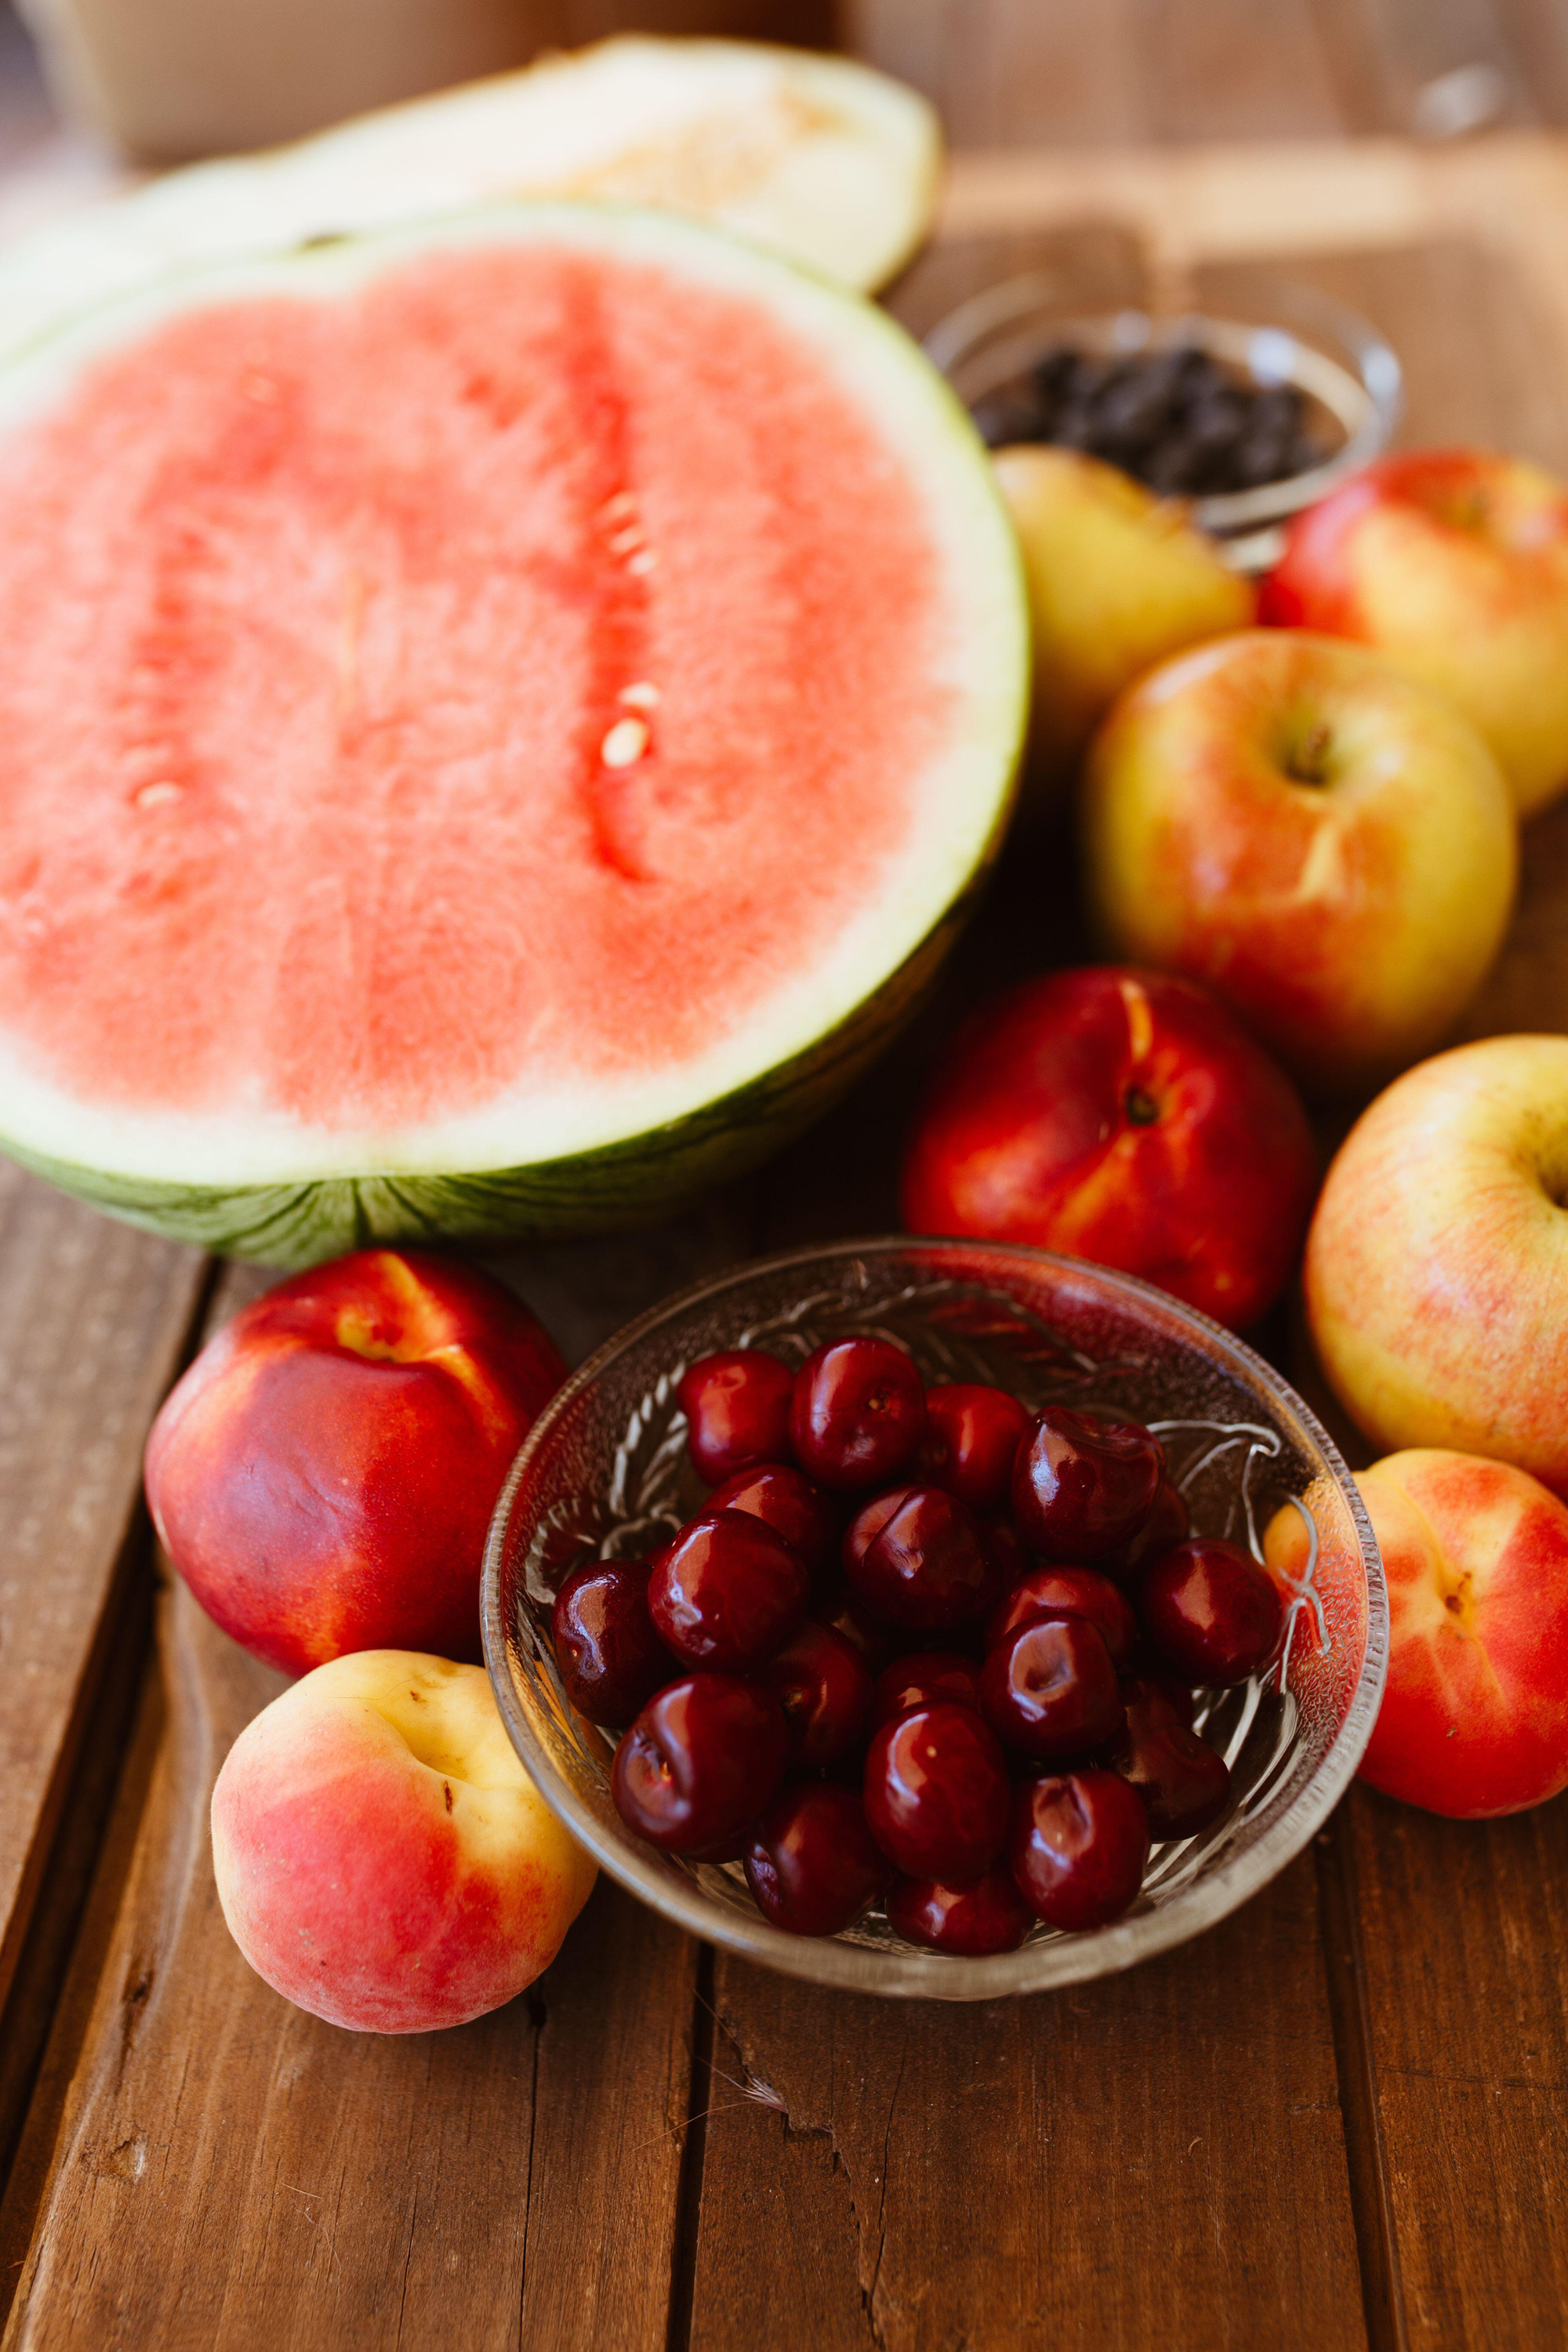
[551, 1337, 1284, 1955]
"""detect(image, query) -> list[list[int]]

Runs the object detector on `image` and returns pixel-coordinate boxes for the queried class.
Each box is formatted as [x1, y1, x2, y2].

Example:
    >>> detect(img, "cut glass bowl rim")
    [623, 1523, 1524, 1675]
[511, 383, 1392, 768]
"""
[483, 1236, 1387, 1999]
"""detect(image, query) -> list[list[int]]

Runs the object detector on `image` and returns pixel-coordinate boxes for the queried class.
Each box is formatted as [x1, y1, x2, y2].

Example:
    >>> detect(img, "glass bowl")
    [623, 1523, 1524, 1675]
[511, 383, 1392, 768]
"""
[483, 1240, 1385, 1999]
[924, 272, 1403, 568]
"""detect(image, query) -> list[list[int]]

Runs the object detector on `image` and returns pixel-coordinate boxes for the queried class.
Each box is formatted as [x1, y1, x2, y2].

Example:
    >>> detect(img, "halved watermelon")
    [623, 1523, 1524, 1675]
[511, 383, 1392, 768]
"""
[0, 38, 941, 364]
[0, 204, 1026, 1265]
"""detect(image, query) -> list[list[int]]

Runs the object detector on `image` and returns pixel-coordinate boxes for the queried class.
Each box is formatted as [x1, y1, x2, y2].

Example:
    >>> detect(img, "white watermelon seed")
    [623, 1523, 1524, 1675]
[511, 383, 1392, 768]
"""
[601, 718, 649, 768]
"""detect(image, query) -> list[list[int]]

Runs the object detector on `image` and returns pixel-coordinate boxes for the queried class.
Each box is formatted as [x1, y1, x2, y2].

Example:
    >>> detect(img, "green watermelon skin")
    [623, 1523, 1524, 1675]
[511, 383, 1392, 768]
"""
[1, 840, 1007, 1265]
[0, 205, 1030, 1264]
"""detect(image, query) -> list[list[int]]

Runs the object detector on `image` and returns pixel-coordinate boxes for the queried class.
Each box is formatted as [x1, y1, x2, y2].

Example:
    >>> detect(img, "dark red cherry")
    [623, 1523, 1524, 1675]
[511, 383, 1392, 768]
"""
[920, 1383, 1031, 1513]
[842, 1485, 917, 1577]
[872, 1650, 982, 1730]
[886, 1866, 1033, 1956]
[551, 1557, 673, 1728]
[863, 1701, 1009, 1878]
[705, 1461, 839, 1585]
[677, 1349, 794, 1483]
[1139, 1537, 1284, 1685]
[1107, 1675, 1230, 1840]
[744, 1784, 890, 1936]
[1011, 1406, 1164, 1562]
[648, 1509, 808, 1672]
[1110, 1474, 1190, 1584]
[612, 1675, 787, 1853]
[789, 1338, 926, 1491]
[985, 1516, 1028, 1587]
[846, 1486, 1004, 1632]
[817, 1587, 899, 1674]
[985, 1566, 1138, 1669]
[979, 1616, 1124, 1760]
[1009, 1769, 1150, 1931]
[754, 1621, 874, 1767]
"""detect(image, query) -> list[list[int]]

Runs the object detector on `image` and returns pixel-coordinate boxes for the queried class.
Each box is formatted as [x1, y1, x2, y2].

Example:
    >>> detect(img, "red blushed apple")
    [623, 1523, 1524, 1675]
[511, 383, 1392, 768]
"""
[1262, 448, 1568, 816]
[146, 1249, 567, 1677]
[1305, 1035, 1568, 1495]
[899, 965, 1316, 1330]
[212, 1653, 596, 2031]
[1080, 629, 1516, 1096]
[1266, 1451, 1568, 1817]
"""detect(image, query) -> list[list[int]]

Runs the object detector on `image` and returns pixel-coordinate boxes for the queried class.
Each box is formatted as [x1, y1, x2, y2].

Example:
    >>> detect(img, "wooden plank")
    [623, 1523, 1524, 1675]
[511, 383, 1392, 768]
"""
[0, 1250, 710, 2351]
[0, 1164, 209, 2027]
[688, 1859, 1368, 2352]
[1344, 1788, 1568, 2352]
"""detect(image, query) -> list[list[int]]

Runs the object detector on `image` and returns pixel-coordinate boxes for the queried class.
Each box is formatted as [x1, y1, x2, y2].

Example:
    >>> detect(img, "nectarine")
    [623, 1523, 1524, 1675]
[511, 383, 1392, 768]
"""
[211, 1653, 595, 2031]
[1268, 1451, 1568, 1817]
[147, 1249, 566, 1675]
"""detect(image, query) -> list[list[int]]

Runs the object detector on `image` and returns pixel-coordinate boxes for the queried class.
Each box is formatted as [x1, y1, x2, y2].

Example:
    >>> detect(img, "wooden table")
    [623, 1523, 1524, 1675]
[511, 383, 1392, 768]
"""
[4, 64, 1568, 2352]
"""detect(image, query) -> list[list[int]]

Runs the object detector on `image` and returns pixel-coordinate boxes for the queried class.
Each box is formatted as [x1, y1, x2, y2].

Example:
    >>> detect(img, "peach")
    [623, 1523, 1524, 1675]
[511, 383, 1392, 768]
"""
[898, 964, 1316, 1330]
[211, 1652, 596, 2031]
[1262, 448, 1568, 815]
[147, 1249, 567, 1676]
[993, 444, 1254, 784]
[1305, 1035, 1568, 1494]
[1081, 629, 1516, 1094]
[1267, 1451, 1568, 1817]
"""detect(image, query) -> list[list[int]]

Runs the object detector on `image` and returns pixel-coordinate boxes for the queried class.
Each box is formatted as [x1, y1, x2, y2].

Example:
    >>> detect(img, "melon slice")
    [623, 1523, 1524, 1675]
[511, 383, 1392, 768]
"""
[0, 38, 941, 368]
[0, 204, 1025, 1265]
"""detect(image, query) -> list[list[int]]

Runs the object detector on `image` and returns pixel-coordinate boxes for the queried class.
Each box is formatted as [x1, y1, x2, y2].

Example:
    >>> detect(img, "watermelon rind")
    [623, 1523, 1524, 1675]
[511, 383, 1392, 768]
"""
[0, 37, 941, 368]
[0, 201, 1028, 1265]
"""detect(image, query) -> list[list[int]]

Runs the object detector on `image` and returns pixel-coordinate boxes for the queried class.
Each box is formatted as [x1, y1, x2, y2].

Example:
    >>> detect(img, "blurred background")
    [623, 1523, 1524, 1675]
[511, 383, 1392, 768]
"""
[0, 0, 1563, 175]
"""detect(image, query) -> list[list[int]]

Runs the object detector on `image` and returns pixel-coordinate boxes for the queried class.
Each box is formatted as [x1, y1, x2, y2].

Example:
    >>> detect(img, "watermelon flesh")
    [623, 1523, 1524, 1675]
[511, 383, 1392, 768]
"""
[0, 207, 1026, 1261]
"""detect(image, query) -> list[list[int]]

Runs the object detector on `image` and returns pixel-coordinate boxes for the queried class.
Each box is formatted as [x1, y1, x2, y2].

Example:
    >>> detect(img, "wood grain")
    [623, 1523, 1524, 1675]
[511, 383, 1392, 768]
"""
[688, 1858, 1367, 2352]
[0, 1165, 209, 2024]
[1345, 1788, 1568, 2352]
[0, 1260, 704, 2352]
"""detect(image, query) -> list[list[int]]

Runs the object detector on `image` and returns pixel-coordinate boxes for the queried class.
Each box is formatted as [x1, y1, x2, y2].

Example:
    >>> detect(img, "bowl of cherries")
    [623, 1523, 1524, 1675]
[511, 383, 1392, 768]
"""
[483, 1240, 1386, 1998]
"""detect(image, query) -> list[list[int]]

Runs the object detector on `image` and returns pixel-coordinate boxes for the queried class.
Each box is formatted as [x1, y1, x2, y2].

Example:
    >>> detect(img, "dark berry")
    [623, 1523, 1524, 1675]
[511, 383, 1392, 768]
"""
[863, 1700, 1010, 1879]
[920, 1383, 1031, 1513]
[1107, 1674, 1230, 1840]
[887, 1865, 1033, 1956]
[872, 1650, 983, 1730]
[846, 1485, 1004, 1632]
[1139, 1537, 1283, 1685]
[789, 1338, 926, 1491]
[648, 1509, 809, 1672]
[612, 1675, 787, 1853]
[979, 1616, 1124, 1761]
[1011, 1406, 1163, 1561]
[754, 1620, 873, 1768]
[1009, 1769, 1150, 1932]
[706, 1461, 839, 1585]
[842, 1484, 917, 1577]
[677, 1349, 794, 1483]
[744, 1784, 890, 1936]
[551, 1556, 673, 1728]
[1110, 1475, 1190, 1584]
[985, 1566, 1138, 1669]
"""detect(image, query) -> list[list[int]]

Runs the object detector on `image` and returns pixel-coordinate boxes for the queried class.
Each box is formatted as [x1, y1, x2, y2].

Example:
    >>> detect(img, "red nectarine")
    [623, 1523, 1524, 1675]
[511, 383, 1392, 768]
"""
[147, 1249, 566, 1675]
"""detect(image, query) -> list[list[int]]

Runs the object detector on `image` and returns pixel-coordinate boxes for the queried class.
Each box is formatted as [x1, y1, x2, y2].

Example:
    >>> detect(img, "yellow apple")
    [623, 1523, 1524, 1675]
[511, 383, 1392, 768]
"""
[1305, 1036, 1568, 1494]
[1262, 448, 1568, 816]
[992, 444, 1254, 782]
[1080, 629, 1516, 1094]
